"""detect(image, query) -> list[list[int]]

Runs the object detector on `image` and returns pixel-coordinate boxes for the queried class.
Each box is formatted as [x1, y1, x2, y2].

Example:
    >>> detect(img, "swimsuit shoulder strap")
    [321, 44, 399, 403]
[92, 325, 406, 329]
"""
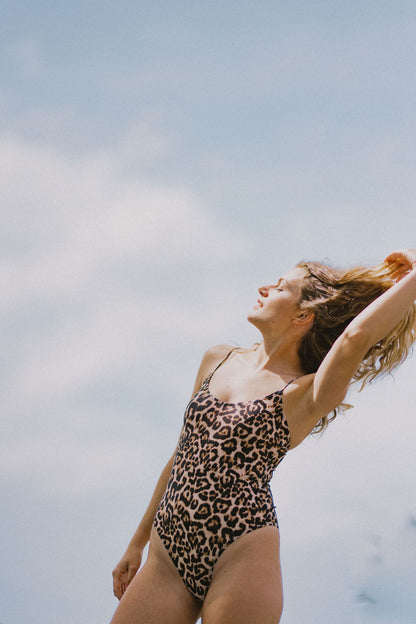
[203, 348, 238, 387]
[199, 348, 237, 393]
[282, 377, 297, 391]
[209, 347, 238, 377]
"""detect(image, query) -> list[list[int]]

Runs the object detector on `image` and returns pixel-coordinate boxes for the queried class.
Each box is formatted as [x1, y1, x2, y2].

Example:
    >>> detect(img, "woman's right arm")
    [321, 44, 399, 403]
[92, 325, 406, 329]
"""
[112, 452, 176, 599]
[112, 344, 232, 600]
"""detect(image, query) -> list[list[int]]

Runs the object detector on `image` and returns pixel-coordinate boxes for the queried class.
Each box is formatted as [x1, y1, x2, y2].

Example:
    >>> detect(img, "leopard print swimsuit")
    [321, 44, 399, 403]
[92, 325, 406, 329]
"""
[152, 351, 292, 601]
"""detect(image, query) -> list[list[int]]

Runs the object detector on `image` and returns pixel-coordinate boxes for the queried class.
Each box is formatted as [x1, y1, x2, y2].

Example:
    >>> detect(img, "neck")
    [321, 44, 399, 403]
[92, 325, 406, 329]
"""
[254, 334, 305, 377]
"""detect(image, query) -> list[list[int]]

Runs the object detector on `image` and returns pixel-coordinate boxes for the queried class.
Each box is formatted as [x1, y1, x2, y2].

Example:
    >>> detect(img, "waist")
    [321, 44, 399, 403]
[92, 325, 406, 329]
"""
[177, 465, 270, 493]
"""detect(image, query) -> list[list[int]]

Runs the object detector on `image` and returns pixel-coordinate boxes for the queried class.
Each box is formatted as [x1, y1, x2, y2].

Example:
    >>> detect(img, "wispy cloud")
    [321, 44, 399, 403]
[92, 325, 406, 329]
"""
[0, 132, 250, 498]
[2, 5, 416, 623]
[350, 519, 416, 622]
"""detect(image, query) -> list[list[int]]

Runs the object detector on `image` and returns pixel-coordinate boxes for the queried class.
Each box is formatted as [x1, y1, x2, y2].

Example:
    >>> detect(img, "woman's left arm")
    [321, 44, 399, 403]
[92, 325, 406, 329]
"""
[303, 249, 416, 423]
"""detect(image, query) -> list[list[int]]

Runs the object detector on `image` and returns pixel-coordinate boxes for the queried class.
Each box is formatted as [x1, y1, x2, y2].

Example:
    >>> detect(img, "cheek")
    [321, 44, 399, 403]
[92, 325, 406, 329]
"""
[270, 298, 298, 318]
[280, 294, 299, 310]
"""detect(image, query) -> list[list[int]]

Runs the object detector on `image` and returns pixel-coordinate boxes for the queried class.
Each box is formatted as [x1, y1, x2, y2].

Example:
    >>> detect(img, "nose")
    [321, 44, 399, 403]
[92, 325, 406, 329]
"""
[258, 284, 272, 296]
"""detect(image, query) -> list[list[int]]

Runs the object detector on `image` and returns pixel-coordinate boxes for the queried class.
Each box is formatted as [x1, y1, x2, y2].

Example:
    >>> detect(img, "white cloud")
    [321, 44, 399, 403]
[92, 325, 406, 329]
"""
[114, 111, 173, 163]
[0, 133, 251, 496]
[2, 430, 148, 496]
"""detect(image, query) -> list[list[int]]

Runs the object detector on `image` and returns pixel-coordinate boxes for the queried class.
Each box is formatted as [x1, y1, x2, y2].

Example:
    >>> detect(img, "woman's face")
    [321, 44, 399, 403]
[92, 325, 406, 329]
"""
[247, 267, 306, 330]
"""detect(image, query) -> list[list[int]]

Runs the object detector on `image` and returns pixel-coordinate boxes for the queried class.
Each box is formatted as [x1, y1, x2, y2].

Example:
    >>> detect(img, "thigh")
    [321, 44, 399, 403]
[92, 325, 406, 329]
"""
[201, 526, 283, 624]
[110, 530, 202, 624]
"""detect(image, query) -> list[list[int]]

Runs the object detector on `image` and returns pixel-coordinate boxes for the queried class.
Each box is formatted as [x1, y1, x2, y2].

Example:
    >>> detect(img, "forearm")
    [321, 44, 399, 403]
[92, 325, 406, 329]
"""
[127, 455, 174, 549]
[349, 265, 416, 345]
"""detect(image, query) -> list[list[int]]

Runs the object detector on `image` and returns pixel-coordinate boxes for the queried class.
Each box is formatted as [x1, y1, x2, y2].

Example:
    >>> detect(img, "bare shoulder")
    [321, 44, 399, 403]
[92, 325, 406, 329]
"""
[284, 373, 315, 397]
[190, 344, 235, 396]
[199, 344, 235, 376]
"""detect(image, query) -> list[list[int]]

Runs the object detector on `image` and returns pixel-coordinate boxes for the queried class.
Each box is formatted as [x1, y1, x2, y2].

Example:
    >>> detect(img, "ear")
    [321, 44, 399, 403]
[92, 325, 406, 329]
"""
[293, 309, 315, 326]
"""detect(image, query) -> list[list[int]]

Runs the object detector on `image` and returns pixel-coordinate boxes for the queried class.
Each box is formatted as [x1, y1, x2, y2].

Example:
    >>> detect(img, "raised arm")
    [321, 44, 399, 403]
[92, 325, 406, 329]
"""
[301, 250, 416, 425]
[112, 344, 232, 600]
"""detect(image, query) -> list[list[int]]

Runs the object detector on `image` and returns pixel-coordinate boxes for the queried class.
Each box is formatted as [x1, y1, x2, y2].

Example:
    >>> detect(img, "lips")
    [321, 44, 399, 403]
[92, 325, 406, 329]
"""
[256, 299, 263, 308]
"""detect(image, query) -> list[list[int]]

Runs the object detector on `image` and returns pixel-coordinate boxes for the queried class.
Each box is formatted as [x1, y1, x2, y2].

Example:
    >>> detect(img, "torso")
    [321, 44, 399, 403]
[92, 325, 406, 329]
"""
[153, 353, 291, 600]
[206, 347, 317, 449]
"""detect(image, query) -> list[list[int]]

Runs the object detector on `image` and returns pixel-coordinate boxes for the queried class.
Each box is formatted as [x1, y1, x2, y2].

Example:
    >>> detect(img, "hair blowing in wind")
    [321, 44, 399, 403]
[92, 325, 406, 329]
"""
[297, 259, 416, 431]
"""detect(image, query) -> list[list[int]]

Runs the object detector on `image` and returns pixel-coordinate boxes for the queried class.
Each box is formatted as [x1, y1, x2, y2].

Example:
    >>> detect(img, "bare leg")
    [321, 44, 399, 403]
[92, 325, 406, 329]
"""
[201, 526, 283, 624]
[110, 530, 202, 624]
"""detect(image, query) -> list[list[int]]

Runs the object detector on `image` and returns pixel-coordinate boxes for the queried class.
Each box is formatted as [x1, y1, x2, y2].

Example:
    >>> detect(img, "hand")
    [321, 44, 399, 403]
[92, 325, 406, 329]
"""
[384, 249, 416, 281]
[112, 544, 143, 600]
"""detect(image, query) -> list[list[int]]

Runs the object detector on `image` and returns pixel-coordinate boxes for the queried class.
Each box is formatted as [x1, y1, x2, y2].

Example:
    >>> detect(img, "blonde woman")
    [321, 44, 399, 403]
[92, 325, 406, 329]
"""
[110, 249, 416, 624]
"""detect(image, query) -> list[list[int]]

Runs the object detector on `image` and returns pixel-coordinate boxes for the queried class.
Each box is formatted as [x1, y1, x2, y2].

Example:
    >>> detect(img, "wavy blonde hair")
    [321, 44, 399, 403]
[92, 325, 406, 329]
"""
[297, 260, 416, 433]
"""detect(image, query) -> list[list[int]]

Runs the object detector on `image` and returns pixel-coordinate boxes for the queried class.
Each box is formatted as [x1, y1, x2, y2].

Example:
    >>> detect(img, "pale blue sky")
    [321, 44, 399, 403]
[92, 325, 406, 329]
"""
[1, 3, 416, 623]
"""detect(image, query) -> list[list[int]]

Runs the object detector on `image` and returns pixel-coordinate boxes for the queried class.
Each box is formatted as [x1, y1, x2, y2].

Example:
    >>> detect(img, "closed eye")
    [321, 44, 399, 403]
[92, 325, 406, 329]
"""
[274, 278, 288, 292]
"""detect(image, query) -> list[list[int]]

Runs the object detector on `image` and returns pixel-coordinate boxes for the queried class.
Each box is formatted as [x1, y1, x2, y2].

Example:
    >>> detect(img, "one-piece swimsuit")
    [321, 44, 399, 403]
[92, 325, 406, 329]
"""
[152, 350, 292, 601]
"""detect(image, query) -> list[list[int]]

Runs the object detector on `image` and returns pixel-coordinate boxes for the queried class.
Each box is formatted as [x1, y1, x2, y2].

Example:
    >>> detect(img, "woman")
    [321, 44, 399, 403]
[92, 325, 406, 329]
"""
[110, 249, 416, 624]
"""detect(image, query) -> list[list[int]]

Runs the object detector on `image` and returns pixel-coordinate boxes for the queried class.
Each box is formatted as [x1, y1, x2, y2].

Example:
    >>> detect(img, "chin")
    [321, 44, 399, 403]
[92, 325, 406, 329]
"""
[247, 310, 260, 327]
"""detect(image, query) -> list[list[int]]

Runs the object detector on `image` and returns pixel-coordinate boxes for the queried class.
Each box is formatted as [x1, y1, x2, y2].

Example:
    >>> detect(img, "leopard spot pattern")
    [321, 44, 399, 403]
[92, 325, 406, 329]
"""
[153, 370, 291, 601]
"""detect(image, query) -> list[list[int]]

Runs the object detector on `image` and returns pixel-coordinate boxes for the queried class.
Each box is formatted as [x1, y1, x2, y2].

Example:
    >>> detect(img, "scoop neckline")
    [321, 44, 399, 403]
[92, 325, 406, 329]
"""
[205, 373, 287, 406]
[203, 374, 292, 449]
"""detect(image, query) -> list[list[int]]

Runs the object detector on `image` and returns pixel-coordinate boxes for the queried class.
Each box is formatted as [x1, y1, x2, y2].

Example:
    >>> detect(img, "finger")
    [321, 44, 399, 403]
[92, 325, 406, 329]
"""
[384, 250, 407, 263]
[386, 260, 411, 277]
[113, 579, 122, 600]
[385, 256, 405, 266]
[392, 266, 413, 282]
[391, 267, 407, 279]
[126, 565, 139, 584]
[386, 250, 413, 265]
[112, 571, 126, 600]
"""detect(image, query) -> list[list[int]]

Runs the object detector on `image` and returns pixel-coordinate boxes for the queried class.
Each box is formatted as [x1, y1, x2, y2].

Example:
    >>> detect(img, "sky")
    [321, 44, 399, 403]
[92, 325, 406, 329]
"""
[1, 2, 416, 623]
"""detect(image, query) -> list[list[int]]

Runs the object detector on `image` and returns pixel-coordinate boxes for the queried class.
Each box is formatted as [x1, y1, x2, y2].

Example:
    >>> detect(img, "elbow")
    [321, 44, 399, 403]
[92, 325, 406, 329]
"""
[342, 324, 373, 352]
